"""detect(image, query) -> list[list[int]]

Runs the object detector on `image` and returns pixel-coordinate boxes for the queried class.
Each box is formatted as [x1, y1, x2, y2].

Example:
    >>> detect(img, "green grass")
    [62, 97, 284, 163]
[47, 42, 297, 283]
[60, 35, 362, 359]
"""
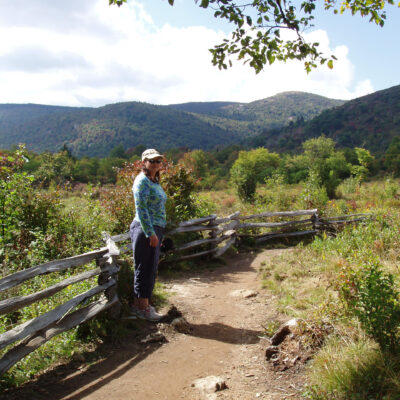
[253, 178, 400, 398]
[305, 335, 400, 400]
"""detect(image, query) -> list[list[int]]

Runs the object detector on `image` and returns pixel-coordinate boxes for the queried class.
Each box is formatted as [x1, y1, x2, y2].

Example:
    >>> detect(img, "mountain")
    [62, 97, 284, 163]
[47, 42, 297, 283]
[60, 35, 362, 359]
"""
[0, 104, 82, 134]
[169, 92, 345, 129]
[248, 85, 400, 154]
[0, 92, 345, 157]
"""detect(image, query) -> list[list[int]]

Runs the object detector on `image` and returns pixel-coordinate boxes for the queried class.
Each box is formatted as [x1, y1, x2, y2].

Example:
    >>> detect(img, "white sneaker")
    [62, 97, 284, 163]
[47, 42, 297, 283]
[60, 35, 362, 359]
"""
[137, 306, 163, 322]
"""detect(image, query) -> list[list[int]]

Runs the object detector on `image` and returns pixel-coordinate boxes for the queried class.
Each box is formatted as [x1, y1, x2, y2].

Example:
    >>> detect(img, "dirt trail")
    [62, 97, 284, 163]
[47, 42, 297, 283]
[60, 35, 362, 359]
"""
[5, 249, 305, 400]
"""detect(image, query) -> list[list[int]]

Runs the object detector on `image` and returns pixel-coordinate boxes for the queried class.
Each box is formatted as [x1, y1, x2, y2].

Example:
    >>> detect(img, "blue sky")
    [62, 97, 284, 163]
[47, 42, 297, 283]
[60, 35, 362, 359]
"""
[0, 0, 398, 106]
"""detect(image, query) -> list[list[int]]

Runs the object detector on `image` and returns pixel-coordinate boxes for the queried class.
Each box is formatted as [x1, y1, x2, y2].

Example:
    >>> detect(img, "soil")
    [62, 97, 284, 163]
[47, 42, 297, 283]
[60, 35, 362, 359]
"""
[3, 248, 310, 400]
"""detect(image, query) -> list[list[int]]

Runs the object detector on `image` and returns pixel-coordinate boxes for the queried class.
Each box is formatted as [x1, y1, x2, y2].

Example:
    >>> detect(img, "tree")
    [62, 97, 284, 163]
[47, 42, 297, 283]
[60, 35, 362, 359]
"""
[384, 136, 400, 176]
[110, 0, 399, 73]
[351, 147, 374, 182]
[35, 150, 74, 186]
[301, 136, 350, 197]
[181, 149, 209, 179]
[230, 147, 280, 201]
[109, 144, 128, 159]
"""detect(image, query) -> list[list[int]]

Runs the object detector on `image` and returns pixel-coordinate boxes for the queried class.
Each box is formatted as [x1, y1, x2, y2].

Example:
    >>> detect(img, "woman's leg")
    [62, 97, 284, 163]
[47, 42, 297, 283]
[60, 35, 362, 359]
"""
[149, 226, 164, 300]
[130, 221, 158, 310]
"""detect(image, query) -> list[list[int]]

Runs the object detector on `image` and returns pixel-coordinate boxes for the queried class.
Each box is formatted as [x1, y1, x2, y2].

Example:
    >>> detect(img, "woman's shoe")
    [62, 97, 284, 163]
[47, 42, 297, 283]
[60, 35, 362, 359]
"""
[136, 306, 163, 322]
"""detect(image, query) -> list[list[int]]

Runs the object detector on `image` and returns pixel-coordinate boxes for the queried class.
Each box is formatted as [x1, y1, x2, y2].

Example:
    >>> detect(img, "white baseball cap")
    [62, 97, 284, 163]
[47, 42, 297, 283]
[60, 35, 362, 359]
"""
[141, 149, 163, 161]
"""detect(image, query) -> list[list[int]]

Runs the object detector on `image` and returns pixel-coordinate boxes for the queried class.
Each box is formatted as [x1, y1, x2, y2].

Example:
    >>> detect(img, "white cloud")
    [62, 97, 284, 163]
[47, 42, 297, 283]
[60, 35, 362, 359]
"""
[0, 0, 373, 106]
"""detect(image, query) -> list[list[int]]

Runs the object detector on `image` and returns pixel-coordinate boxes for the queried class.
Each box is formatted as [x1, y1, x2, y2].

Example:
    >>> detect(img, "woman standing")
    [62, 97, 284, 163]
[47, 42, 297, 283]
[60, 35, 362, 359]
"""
[129, 149, 166, 321]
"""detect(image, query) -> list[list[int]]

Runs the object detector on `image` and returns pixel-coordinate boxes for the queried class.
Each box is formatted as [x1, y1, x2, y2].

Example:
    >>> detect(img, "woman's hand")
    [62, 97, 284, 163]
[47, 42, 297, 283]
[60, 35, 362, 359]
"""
[149, 234, 159, 248]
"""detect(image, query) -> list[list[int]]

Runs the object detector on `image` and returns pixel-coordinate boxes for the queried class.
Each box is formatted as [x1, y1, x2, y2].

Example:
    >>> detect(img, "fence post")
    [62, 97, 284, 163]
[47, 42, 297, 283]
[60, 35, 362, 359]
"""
[101, 233, 122, 318]
[207, 216, 218, 258]
[311, 211, 320, 232]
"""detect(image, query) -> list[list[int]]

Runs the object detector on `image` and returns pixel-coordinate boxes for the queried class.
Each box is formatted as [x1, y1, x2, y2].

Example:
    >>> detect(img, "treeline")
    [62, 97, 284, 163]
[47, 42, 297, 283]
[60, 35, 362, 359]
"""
[1, 143, 242, 186]
[2, 135, 400, 190]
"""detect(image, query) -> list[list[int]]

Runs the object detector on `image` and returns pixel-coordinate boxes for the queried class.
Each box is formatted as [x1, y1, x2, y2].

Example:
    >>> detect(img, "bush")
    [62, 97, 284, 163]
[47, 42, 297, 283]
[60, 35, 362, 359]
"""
[300, 170, 329, 211]
[302, 136, 351, 198]
[339, 263, 400, 352]
[230, 148, 280, 202]
[101, 159, 199, 233]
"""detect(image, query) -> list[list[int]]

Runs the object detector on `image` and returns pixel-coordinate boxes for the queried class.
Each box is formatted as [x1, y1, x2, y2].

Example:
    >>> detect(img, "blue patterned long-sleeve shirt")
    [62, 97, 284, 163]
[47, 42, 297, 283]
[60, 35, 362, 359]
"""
[133, 172, 167, 237]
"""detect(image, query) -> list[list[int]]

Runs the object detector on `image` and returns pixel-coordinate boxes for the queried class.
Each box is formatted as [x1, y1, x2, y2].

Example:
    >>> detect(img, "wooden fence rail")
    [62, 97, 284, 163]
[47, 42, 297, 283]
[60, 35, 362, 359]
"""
[0, 237, 120, 376]
[0, 208, 371, 376]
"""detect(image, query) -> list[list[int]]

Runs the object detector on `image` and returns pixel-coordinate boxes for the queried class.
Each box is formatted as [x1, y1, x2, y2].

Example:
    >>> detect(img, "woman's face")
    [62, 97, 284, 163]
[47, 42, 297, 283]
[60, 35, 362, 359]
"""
[144, 157, 163, 173]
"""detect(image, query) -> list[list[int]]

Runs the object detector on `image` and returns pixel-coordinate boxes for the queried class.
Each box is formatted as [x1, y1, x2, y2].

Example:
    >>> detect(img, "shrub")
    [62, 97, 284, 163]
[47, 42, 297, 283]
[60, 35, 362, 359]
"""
[302, 136, 351, 198]
[101, 159, 199, 233]
[300, 169, 329, 211]
[230, 148, 280, 202]
[339, 263, 400, 352]
[337, 176, 360, 197]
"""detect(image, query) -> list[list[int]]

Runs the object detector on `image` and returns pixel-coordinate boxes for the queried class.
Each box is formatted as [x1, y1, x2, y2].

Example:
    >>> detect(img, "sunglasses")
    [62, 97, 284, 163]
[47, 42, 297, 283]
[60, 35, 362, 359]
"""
[147, 159, 162, 164]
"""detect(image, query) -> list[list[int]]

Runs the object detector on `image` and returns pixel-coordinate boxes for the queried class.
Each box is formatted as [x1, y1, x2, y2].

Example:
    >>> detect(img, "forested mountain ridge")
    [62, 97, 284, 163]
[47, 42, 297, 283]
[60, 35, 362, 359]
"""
[0, 104, 83, 133]
[168, 92, 345, 127]
[249, 84, 400, 154]
[0, 92, 344, 157]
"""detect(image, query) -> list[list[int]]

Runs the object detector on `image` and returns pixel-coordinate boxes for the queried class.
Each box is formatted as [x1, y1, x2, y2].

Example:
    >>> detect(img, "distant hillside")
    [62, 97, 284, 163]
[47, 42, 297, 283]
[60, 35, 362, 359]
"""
[0, 104, 81, 134]
[247, 85, 400, 154]
[0, 102, 242, 157]
[0, 92, 345, 157]
[169, 92, 345, 127]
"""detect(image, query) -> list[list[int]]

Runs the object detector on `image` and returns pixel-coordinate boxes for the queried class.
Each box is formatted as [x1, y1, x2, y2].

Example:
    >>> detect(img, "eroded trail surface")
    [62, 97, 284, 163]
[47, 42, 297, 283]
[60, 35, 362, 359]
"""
[6, 249, 305, 400]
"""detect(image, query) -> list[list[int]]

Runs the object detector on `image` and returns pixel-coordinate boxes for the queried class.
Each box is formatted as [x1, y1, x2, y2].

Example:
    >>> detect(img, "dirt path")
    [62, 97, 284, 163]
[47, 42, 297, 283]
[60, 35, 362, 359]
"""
[5, 249, 306, 400]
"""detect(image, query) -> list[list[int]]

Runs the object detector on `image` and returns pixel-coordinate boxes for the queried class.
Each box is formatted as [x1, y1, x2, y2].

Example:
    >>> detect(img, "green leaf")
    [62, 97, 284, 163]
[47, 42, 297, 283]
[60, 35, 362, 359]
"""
[200, 0, 209, 8]
[168, 0, 174, 4]
[327, 59, 334, 69]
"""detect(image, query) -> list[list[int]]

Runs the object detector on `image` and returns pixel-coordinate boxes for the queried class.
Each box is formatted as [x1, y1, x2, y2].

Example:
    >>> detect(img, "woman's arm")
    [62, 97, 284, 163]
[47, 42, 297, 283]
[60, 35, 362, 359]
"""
[133, 176, 156, 238]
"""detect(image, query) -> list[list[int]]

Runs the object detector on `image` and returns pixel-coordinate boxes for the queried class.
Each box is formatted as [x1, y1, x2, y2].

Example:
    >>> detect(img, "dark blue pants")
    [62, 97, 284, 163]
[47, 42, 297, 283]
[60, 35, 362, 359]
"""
[129, 221, 164, 299]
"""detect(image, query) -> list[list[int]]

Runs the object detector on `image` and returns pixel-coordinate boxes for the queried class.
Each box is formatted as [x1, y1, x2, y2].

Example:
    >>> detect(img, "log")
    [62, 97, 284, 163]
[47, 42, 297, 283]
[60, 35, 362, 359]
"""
[0, 265, 118, 316]
[177, 214, 216, 227]
[255, 230, 317, 243]
[244, 225, 310, 239]
[214, 211, 241, 224]
[215, 219, 239, 235]
[239, 209, 317, 220]
[0, 279, 115, 351]
[173, 236, 223, 252]
[110, 232, 130, 243]
[0, 248, 108, 293]
[164, 230, 237, 262]
[103, 233, 120, 256]
[168, 224, 219, 235]
[322, 217, 368, 225]
[238, 218, 312, 229]
[214, 236, 236, 257]
[173, 229, 237, 253]
[0, 295, 118, 376]
[165, 248, 217, 263]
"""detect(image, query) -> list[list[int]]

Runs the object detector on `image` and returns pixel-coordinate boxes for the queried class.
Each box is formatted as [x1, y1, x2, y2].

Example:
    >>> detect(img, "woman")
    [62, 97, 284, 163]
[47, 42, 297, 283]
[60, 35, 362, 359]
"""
[129, 148, 167, 321]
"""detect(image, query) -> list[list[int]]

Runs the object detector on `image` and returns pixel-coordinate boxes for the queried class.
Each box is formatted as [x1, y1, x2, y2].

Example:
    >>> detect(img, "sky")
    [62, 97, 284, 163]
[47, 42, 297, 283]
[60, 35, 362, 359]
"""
[0, 0, 398, 107]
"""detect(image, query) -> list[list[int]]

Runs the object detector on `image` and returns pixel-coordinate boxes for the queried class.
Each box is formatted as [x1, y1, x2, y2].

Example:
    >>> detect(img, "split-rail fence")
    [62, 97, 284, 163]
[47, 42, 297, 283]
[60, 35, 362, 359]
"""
[0, 208, 370, 376]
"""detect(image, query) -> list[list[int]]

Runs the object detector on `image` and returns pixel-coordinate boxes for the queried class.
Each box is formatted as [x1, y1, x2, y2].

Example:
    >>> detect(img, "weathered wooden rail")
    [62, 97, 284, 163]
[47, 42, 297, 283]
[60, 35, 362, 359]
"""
[0, 208, 371, 376]
[0, 235, 120, 376]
